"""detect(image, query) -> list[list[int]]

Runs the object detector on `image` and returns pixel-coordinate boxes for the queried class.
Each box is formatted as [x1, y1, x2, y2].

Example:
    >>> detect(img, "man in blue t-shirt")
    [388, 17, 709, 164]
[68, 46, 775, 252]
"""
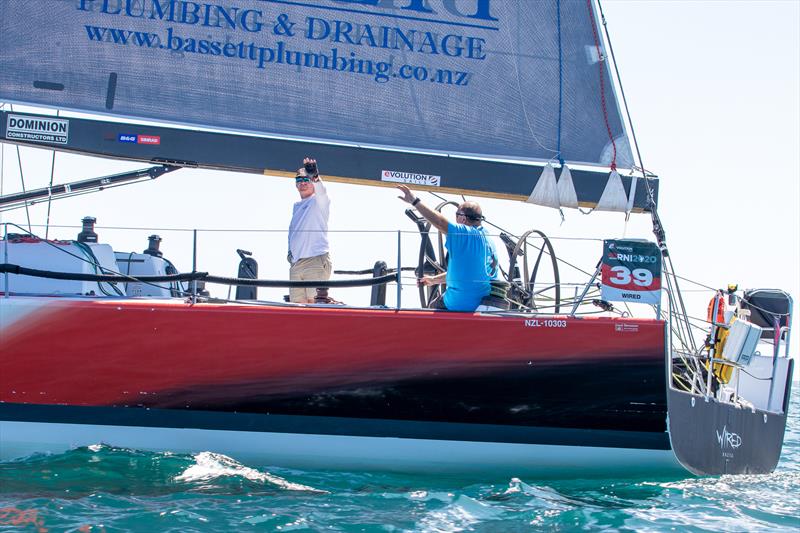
[397, 185, 498, 312]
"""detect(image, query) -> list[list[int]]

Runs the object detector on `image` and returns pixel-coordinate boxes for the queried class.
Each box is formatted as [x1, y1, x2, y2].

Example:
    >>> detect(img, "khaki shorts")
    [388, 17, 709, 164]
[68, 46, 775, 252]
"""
[289, 252, 332, 303]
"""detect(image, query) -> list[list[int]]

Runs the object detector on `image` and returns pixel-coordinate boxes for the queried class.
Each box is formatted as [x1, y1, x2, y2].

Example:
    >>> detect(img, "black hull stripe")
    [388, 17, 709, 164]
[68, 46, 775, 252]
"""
[0, 404, 671, 450]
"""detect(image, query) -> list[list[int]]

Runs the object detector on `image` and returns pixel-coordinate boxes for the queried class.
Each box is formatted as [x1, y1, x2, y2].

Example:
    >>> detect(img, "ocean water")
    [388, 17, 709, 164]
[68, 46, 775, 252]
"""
[1, 390, 798, 532]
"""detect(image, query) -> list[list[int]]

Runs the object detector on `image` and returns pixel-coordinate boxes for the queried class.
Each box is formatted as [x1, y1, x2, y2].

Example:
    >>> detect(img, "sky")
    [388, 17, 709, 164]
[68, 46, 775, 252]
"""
[1, 1, 798, 358]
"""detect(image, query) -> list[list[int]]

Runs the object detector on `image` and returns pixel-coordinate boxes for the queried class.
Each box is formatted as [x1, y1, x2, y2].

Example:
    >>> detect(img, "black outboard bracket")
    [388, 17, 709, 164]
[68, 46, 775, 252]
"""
[235, 249, 258, 300]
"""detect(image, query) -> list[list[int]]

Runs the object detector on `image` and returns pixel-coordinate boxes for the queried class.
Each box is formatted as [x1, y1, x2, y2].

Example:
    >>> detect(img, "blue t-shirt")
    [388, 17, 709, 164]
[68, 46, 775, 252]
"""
[443, 223, 498, 312]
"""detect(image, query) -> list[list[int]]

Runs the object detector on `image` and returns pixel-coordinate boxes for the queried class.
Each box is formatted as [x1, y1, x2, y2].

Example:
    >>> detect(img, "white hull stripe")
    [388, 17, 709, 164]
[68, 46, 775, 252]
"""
[1, 421, 686, 478]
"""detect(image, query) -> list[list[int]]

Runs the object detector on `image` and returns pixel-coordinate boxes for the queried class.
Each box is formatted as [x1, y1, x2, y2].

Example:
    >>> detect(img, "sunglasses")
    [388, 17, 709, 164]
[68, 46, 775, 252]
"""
[456, 211, 484, 221]
[295, 176, 311, 183]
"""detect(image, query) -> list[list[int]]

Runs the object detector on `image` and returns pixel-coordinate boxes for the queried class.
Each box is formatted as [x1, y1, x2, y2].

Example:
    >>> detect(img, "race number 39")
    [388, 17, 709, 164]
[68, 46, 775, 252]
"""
[608, 266, 653, 287]
[601, 240, 661, 305]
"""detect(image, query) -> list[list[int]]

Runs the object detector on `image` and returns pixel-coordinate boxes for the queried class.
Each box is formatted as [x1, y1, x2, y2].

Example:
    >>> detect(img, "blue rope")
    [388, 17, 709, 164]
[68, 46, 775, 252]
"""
[556, 0, 564, 167]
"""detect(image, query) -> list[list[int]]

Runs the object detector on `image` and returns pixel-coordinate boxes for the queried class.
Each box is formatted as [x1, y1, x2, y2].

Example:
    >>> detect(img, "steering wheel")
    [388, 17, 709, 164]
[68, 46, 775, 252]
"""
[405, 200, 459, 307]
[505, 229, 561, 313]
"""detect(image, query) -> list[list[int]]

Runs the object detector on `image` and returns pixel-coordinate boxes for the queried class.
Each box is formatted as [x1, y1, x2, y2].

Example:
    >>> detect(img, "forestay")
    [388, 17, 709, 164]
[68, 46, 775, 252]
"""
[0, 0, 633, 169]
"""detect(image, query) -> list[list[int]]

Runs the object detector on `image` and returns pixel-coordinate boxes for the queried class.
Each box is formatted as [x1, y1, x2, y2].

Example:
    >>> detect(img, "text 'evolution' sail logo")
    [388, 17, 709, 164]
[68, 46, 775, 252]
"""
[381, 170, 441, 187]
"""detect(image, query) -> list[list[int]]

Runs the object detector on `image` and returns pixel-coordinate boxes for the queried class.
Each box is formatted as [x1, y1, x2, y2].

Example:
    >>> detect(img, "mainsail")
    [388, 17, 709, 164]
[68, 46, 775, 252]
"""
[0, 0, 651, 207]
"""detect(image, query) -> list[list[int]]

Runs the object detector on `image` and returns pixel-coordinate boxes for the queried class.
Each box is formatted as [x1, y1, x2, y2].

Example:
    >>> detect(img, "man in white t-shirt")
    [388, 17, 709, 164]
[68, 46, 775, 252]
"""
[288, 157, 331, 303]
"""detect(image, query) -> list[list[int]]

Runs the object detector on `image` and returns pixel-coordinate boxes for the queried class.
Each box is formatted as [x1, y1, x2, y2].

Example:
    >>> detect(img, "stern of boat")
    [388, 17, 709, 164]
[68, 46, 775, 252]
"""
[666, 289, 794, 475]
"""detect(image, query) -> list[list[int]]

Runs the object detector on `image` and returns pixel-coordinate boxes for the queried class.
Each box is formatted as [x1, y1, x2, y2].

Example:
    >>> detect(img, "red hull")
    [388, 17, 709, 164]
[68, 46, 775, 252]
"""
[1, 297, 665, 407]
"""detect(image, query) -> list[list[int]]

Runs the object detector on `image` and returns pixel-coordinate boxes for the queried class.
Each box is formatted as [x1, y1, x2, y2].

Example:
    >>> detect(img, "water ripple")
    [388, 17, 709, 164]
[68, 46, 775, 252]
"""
[1, 389, 797, 532]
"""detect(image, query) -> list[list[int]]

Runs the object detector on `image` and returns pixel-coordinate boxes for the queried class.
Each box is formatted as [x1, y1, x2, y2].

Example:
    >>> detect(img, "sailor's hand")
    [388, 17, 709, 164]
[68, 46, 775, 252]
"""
[303, 157, 319, 181]
[397, 185, 416, 204]
[417, 276, 435, 287]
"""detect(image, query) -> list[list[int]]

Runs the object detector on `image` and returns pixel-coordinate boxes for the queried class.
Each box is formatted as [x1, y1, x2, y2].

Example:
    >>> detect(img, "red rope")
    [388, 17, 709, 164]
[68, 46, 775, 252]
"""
[586, 0, 617, 170]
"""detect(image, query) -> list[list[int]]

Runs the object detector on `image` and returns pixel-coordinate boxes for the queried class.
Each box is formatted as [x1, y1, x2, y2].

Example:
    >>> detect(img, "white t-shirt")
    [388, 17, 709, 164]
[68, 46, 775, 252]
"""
[288, 179, 330, 262]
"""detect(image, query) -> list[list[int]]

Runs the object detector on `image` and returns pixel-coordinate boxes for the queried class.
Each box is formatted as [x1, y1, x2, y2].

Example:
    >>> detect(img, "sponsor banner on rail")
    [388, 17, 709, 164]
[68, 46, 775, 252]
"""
[601, 239, 662, 305]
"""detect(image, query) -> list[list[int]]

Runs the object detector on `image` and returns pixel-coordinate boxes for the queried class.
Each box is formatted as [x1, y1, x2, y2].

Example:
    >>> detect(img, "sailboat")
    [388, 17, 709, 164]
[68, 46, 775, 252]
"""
[0, 0, 794, 477]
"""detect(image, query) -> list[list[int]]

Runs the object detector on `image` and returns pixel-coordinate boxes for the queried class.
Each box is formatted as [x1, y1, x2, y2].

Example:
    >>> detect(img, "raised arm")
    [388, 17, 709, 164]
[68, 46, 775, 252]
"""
[305, 157, 329, 203]
[396, 185, 449, 234]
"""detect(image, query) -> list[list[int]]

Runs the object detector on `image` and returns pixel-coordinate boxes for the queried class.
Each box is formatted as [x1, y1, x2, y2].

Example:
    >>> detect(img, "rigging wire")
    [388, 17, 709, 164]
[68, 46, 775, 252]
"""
[14, 145, 32, 234]
[426, 190, 597, 280]
[595, 0, 664, 244]
[595, 0, 704, 351]
[673, 275, 717, 292]
[426, 184, 725, 323]
[597, 1, 651, 183]
[663, 260, 698, 351]
[739, 292, 792, 318]
[0, 176, 160, 214]
[0, 113, 4, 225]
[511, 1, 559, 159]
[483, 218, 596, 279]
[73, 240, 126, 296]
[585, 0, 617, 170]
[44, 110, 60, 240]
[556, 0, 564, 166]
[8, 104, 32, 233]
[0, 104, 4, 193]
[4, 223, 186, 296]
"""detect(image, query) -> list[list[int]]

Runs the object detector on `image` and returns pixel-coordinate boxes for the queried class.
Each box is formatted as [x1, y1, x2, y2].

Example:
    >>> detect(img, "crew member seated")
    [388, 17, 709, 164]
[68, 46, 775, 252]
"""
[397, 185, 498, 311]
